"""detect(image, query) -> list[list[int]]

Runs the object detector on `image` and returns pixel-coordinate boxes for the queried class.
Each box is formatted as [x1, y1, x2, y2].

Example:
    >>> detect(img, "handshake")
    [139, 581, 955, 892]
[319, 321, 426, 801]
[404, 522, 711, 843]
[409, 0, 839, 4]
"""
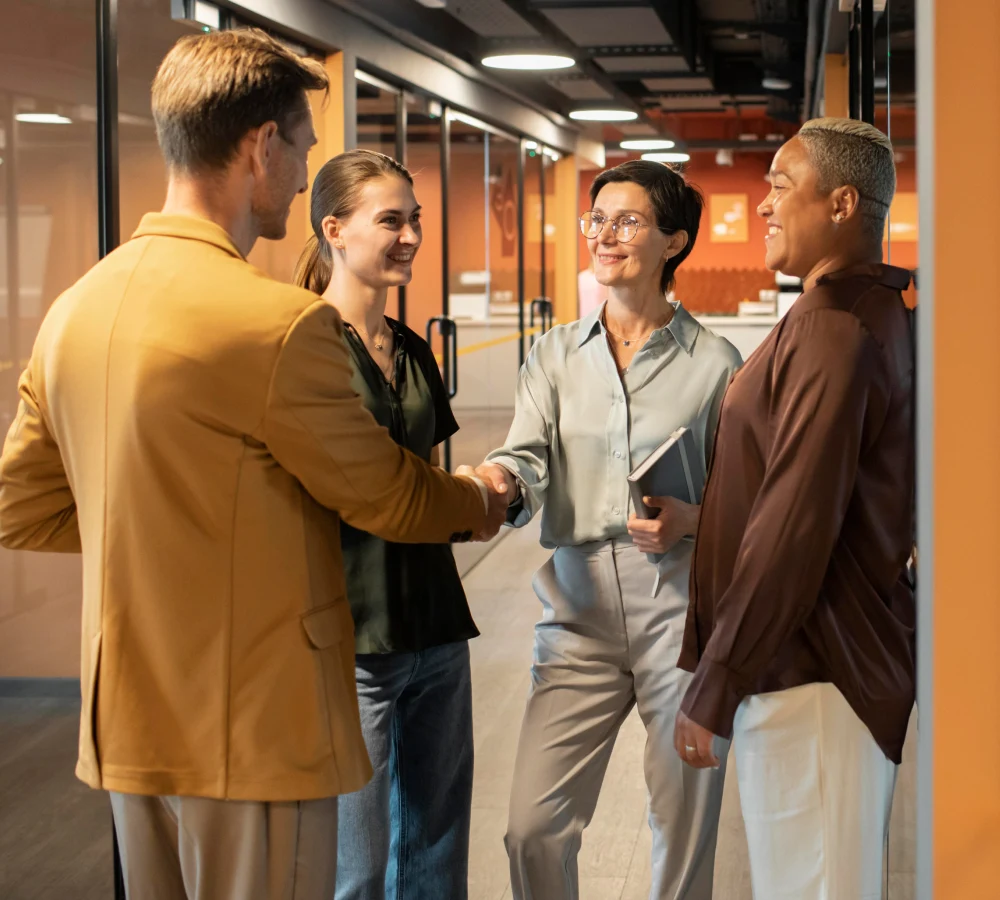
[456, 463, 520, 543]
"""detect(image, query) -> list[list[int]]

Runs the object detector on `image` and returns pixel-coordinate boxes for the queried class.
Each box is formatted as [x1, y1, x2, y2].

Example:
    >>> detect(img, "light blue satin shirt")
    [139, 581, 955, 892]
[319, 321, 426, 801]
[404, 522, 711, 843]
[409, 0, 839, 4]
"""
[487, 301, 742, 549]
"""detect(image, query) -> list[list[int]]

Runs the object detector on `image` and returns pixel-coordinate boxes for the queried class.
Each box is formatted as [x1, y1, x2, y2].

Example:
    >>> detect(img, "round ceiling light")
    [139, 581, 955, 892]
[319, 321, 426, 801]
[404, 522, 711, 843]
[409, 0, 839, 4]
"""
[569, 109, 639, 122]
[761, 76, 792, 91]
[620, 138, 676, 151]
[642, 151, 691, 163]
[482, 53, 575, 71]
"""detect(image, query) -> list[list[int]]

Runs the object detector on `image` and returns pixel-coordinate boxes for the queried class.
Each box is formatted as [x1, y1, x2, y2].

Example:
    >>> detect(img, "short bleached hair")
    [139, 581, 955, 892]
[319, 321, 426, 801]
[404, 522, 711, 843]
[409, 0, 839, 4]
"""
[797, 117, 896, 243]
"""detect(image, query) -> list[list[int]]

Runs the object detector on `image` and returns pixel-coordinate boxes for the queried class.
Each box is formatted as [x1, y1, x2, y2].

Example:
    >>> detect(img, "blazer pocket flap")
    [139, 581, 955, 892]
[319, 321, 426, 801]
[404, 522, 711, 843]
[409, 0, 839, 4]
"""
[301, 601, 354, 649]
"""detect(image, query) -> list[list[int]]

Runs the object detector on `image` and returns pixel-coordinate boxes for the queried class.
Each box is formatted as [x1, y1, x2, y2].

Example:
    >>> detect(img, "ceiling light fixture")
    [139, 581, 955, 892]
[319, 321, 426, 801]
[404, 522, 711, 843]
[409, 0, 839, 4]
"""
[620, 139, 676, 150]
[16, 113, 73, 124]
[642, 151, 691, 163]
[450, 111, 492, 131]
[482, 53, 574, 71]
[762, 76, 792, 91]
[569, 109, 639, 122]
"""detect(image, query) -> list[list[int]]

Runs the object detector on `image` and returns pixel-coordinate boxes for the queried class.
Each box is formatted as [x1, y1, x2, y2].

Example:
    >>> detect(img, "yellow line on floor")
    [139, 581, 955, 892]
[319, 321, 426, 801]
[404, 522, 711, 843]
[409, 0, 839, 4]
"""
[456, 327, 542, 358]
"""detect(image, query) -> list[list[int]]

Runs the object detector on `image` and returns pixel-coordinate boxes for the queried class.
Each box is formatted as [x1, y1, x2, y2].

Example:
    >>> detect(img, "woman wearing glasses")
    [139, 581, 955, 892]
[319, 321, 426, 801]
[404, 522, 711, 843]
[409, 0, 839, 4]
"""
[469, 160, 742, 899]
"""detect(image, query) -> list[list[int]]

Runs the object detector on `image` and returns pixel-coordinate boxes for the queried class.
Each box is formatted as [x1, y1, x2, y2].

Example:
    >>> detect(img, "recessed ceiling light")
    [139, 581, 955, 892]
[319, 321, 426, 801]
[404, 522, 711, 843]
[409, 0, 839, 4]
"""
[762, 76, 792, 91]
[569, 109, 639, 122]
[482, 53, 575, 71]
[642, 152, 691, 163]
[16, 113, 72, 124]
[620, 139, 676, 150]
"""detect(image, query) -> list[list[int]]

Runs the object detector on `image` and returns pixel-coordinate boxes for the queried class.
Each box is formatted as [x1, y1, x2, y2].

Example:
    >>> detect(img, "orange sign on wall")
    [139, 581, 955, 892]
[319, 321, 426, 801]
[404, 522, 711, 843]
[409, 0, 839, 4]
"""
[709, 193, 749, 243]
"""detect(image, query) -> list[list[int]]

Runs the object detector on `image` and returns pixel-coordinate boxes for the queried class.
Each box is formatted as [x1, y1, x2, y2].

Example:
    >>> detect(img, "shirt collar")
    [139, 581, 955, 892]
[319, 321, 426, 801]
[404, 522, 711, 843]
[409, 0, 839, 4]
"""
[577, 301, 607, 347]
[815, 263, 913, 292]
[577, 299, 700, 355]
[131, 213, 245, 260]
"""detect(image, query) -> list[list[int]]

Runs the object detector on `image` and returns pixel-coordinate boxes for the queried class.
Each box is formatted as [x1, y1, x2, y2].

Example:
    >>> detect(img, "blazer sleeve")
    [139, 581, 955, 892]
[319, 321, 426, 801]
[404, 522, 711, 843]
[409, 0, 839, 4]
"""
[0, 366, 81, 552]
[259, 301, 486, 543]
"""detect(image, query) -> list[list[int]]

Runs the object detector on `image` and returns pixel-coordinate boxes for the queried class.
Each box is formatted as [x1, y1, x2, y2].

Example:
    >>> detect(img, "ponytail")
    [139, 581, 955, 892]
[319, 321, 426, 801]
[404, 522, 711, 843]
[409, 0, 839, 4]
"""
[295, 149, 415, 296]
[293, 233, 332, 295]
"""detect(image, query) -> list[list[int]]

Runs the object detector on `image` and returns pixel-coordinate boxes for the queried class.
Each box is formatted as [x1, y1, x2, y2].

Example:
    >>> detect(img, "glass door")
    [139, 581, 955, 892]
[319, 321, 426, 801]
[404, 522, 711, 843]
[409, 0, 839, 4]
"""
[442, 110, 523, 570]
[444, 112, 522, 472]
[355, 70, 402, 320]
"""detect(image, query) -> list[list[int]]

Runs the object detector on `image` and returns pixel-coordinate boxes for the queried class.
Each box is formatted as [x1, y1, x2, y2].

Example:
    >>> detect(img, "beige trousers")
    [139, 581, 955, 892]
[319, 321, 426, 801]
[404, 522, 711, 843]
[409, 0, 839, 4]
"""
[505, 539, 727, 900]
[733, 682, 898, 900]
[110, 792, 338, 900]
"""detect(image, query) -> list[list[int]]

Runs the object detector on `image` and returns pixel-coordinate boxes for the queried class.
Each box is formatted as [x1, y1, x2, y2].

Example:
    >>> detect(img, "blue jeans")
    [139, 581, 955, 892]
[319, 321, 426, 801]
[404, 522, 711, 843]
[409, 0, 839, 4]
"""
[335, 641, 474, 900]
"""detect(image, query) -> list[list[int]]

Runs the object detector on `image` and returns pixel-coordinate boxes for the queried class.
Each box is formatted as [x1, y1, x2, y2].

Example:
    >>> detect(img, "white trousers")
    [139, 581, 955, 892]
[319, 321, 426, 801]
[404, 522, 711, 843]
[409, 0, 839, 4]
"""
[733, 682, 898, 900]
[505, 539, 727, 900]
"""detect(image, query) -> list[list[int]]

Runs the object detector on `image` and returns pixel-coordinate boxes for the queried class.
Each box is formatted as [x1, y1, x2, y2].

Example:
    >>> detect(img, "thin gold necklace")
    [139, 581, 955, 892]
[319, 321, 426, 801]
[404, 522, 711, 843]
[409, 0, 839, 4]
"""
[602, 312, 666, 347]
[354, 318, 388, 351]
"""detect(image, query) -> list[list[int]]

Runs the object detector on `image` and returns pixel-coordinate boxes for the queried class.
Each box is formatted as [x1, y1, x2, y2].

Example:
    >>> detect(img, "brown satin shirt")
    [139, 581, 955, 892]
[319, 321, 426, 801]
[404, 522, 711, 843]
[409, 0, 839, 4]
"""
[678, 263, 916, 763]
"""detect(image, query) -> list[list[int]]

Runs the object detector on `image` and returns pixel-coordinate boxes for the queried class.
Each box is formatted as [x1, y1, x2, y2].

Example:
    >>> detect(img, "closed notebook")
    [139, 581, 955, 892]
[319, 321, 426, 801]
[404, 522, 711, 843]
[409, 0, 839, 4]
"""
[627, 426, 704, 518]
[627, 427, 703, 596]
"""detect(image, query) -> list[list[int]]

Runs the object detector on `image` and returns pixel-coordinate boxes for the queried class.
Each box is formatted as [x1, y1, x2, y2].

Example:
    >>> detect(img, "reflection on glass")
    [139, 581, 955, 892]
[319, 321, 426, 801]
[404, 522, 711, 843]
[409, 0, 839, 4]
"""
[544, 152, 557, 317]
[446, 116, 521, 570]
[524, 145, 544, 307]
[0, 0, 97, 677]
[405, 94, 442, 334]
[356, 74, 398, 159]
[118, 5, 319, 285]
[356, 73, 400, 317]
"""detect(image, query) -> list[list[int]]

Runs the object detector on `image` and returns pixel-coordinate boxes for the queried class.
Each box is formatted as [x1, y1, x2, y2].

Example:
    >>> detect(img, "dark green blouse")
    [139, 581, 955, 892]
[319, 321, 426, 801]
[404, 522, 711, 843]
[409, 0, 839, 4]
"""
[339, 317, 479, 654]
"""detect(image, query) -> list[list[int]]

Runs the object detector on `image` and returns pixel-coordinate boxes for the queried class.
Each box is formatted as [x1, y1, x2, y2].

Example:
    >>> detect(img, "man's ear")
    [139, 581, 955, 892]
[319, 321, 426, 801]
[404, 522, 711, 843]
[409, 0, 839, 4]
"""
[248, 121, 280, 177]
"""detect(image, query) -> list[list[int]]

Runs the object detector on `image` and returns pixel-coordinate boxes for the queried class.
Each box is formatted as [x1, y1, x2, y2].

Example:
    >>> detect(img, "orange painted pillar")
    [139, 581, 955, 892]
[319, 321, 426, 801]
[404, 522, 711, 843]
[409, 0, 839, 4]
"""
[307, 53, 349, 231]
[553, 154, 579, 324]
[929, 0, 1000, 895]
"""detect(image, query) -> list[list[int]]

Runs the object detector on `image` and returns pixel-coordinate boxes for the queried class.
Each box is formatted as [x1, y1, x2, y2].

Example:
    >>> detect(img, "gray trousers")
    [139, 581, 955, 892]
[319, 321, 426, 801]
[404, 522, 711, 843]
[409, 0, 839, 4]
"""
[110, 792, 338, 900]
[505, 538, 727, 900]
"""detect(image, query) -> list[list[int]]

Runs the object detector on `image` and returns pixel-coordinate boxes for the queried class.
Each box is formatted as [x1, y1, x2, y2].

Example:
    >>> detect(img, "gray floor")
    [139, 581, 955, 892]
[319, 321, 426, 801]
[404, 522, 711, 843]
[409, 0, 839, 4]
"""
[0, 520, 917, 900]
[0, 698, 113, 899]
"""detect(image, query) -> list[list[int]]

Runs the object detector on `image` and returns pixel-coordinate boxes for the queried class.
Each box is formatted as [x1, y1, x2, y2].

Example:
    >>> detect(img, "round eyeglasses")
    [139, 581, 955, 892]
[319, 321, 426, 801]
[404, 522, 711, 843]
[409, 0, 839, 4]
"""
[579, 211, 658, 243]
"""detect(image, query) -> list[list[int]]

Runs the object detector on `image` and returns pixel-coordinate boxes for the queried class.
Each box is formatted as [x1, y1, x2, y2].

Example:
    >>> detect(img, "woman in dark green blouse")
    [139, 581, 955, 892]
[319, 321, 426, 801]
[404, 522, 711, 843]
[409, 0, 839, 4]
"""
[295, 150, 477, 900]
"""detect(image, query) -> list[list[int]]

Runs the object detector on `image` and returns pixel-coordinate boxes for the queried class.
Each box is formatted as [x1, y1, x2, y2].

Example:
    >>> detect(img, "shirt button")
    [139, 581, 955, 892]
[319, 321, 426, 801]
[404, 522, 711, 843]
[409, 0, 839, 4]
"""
[612, 506, 621, 515]
[614, 450, 623, 459]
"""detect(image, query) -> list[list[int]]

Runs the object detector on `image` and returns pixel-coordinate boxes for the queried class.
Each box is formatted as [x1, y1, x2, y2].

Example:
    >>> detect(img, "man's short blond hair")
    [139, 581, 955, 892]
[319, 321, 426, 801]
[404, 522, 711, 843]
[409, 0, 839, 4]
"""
[798, 117, 896, 243]
[152, 28, 328, 172]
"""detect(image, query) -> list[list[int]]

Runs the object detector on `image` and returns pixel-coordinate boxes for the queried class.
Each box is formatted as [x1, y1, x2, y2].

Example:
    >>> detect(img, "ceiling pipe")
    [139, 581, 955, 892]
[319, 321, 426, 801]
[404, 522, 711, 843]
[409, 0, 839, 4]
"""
[803, 0, 835, 120]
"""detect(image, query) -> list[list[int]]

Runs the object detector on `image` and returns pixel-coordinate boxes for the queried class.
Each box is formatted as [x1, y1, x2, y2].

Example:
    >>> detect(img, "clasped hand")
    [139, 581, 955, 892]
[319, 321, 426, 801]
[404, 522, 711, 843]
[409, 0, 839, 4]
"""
[456, 463, 517, 542]
[627, 495, 699, 555]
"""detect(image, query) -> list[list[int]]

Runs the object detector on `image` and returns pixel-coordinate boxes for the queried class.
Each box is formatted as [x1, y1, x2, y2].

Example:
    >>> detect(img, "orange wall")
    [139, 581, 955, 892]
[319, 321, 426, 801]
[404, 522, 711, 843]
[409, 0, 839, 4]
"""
[933, 0, 1000, 894]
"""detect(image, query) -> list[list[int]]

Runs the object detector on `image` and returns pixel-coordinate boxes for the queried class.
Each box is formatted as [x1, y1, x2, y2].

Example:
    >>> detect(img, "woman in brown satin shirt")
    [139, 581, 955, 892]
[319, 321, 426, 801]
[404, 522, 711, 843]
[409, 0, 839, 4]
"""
[674, 118, 916, 900]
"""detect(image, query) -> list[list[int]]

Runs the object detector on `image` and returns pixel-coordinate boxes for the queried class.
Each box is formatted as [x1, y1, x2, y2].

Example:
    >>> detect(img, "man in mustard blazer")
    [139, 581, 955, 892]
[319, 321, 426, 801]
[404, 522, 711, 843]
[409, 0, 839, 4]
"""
[0, 29, 507, 900]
